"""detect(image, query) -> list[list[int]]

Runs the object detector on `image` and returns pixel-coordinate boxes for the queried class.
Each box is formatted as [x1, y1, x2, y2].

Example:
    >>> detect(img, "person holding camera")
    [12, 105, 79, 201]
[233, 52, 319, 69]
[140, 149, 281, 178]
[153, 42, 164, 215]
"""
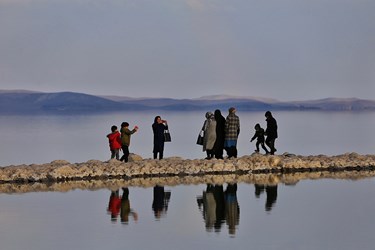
[152, 116, 168, 160]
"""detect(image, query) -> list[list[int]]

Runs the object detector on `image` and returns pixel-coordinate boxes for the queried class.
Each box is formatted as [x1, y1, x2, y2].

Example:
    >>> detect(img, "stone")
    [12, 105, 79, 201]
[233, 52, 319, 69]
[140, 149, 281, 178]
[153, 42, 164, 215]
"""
[129, 154, 143, 162]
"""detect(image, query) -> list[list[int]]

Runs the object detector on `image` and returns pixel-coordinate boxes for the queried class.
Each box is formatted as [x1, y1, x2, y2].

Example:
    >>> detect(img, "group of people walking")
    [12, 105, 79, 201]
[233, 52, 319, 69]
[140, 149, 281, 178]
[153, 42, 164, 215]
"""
[200, 108, 278, 159]
[106, 108, 278, 161]
[250, 111, 278, 155]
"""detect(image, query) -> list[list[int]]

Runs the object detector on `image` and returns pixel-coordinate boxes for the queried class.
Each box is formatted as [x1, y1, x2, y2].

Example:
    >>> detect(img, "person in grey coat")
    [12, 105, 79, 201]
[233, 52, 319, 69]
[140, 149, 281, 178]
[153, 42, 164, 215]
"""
[202, 112, 217, 159]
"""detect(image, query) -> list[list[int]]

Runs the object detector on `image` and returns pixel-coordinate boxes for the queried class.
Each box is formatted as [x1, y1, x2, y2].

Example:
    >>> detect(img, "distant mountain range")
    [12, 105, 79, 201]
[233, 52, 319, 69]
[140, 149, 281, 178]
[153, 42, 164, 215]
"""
[1, 90, 375, 114]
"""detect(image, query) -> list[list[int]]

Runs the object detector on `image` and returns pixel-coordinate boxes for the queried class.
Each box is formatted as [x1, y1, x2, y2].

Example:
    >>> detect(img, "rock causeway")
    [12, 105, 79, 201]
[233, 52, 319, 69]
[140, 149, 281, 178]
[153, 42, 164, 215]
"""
[1, 152, 375, 185]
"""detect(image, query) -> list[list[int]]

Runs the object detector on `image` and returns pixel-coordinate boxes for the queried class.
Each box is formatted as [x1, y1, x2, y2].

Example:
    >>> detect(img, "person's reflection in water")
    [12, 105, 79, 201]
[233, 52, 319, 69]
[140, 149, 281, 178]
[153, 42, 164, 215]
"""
[152, 185, 171, 220]
[225, 183, 240, 236]
[107, 189, 121, 223]
[265, 185, 278, 211]
[197, 184, 217, 231]
[213, 185, 225, 232]
[254, 184, 265, 198]
[254, 184, 278, 212]
[120, 187, 138, 224]
[197, 184, 239, 234]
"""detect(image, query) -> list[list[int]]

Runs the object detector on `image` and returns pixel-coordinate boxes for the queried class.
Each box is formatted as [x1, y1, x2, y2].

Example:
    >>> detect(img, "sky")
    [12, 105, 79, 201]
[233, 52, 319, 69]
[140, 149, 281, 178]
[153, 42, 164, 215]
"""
[0, 0, 374, 101]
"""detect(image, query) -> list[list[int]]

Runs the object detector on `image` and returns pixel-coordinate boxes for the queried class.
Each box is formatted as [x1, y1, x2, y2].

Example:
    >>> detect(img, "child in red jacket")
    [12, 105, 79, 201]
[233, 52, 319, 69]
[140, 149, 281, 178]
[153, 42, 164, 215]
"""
[107, 125, 122, 160]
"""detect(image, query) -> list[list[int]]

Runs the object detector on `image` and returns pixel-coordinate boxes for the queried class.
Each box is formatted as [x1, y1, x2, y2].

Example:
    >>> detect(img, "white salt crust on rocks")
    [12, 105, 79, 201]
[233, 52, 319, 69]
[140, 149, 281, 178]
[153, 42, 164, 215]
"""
[0, 152, 375, 186]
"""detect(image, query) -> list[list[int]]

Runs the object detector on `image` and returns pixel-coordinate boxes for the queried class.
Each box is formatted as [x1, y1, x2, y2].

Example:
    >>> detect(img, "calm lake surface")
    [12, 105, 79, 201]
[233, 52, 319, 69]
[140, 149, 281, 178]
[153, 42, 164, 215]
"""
[1, 179, 375, 250]
[1, 111, 375, 250]
[1, 110, 374, 166]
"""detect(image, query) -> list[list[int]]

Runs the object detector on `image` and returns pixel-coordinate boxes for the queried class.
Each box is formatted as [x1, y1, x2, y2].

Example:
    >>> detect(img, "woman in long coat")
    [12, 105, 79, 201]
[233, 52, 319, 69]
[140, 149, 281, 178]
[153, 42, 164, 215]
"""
[202, 112, 217, 159]
[152, 116, 168, 160]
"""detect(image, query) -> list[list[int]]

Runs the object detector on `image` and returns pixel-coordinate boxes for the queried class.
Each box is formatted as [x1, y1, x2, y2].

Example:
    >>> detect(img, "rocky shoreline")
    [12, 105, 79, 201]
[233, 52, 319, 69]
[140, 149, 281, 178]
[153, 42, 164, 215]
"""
[1, 152, 375, 186]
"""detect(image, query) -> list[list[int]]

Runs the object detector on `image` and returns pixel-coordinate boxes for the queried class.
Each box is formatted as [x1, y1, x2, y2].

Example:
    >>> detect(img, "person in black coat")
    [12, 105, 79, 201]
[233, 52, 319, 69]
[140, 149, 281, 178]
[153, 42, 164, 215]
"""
[152, 116, 168, 160]
[265, 111, 278, 155]
[213, 109, 226, 159]
[152, 185, 171, 219]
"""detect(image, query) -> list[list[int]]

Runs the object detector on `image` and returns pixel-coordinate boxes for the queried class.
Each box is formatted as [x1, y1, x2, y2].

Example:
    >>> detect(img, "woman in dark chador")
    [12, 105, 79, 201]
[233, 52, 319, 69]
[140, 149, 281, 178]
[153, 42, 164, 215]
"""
[152, 116, 168, 160]
[213, 109, 226, 159]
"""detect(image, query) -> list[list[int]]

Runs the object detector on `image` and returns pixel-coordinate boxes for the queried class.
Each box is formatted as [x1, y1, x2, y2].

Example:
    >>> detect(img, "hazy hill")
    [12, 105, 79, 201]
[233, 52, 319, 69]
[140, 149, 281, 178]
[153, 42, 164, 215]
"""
[290, 98, 375, 111]
[0, 91, 148, 114]
[1, 90, 375, 114]
[101, 94, 375, 111]
[102, 95, 284, 111]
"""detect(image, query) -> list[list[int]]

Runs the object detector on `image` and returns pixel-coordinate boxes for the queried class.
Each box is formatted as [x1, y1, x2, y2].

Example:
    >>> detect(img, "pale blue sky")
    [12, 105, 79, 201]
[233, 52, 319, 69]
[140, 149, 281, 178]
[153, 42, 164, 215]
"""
[0, 0, 374, 100]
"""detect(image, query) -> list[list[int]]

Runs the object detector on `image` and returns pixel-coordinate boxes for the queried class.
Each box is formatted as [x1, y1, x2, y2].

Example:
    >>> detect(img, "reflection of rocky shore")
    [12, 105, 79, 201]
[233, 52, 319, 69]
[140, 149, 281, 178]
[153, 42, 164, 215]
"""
[0, 153, 375, 193]
[1, 169, 375, 194]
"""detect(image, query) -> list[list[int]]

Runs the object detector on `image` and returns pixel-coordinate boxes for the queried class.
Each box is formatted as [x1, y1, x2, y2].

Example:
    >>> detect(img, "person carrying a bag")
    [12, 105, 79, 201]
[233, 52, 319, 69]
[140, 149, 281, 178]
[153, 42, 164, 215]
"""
[202, 111, 217, 160]
[152, 116, 168, 160]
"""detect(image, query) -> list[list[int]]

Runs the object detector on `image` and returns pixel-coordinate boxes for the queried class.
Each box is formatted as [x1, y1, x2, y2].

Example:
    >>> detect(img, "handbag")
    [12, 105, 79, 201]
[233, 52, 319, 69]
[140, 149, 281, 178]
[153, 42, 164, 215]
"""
[196, 130, 204, 145]
[164, 129, 171, 142]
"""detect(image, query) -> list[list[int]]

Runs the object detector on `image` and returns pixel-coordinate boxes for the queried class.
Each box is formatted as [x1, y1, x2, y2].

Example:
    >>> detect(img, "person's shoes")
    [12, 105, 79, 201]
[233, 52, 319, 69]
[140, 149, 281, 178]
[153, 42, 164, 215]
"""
[254, 150, 259, 153]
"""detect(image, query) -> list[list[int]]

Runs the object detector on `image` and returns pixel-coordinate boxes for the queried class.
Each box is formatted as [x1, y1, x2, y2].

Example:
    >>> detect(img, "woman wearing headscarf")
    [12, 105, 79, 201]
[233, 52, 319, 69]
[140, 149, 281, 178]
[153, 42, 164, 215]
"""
[202, 112, 217, 159]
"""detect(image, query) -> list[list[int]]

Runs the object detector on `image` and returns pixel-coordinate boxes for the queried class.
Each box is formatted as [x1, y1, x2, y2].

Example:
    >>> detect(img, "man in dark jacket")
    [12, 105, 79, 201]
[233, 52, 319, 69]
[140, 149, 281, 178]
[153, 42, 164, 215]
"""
[265, 111, 278, 155]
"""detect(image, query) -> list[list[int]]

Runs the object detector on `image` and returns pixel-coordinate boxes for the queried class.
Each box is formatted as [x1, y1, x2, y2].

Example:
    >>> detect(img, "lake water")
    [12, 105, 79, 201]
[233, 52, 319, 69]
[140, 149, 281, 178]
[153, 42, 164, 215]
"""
[1, 179, 375, 250]
[1, 110, 374, 166]
[1, 111, 375, 250]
